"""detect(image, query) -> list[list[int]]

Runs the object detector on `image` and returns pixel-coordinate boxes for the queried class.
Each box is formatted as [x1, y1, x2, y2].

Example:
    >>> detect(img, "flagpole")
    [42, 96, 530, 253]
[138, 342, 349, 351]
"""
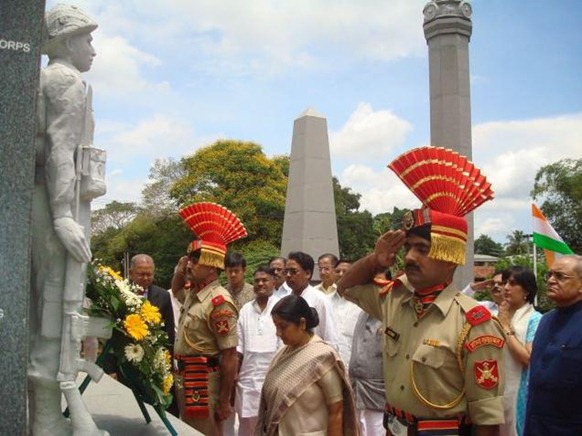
[533, 243, 538, 307]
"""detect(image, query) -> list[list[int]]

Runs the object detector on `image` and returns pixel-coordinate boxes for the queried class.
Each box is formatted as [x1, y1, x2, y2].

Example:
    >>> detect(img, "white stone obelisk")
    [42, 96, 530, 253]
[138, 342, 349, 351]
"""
[423, 0, 475, 288]
[281, 108, 339, 278]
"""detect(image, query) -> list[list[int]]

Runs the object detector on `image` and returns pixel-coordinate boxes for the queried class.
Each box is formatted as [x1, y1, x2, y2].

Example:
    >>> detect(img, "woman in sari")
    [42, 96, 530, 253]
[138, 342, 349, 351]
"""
[497, 266, 543, 436]
[256, 294, 358, 435]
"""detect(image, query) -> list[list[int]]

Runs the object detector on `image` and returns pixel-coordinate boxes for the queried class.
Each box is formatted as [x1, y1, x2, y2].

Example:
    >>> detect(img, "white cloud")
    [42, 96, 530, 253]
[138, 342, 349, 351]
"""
[338, 164, 418, 215]
[99, 114, 196, 163]
[330, 103, 413, 161]
[87, 36, 169, 95]
[65, 0, 427, 78]
[93, 174, 145, 210]
[475, 113, 582, 201]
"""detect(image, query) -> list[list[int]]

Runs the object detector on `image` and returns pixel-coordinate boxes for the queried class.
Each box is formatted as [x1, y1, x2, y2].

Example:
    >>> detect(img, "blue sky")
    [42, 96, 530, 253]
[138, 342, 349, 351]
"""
[45, 0, 582, 244]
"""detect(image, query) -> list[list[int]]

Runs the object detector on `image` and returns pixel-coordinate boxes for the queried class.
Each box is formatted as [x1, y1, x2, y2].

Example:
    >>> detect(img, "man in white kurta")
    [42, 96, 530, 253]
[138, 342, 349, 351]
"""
[327, 289, 362, 369]
[296, 284, 339, 349]
[236, 267, 282, 435]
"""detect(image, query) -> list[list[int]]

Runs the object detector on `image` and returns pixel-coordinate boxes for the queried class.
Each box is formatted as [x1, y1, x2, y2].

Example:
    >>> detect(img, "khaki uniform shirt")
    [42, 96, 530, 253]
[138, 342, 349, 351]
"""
[175, 280, 238, 356]
[346, 276, 505, 425]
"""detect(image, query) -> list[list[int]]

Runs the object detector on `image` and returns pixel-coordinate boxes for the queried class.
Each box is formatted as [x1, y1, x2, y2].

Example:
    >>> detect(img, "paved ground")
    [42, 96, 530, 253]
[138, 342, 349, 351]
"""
[79, 374, 201, 435]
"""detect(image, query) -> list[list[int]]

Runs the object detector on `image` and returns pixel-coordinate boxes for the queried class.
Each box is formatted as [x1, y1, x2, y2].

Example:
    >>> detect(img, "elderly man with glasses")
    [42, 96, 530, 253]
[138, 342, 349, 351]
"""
[524, 254, 582, 435]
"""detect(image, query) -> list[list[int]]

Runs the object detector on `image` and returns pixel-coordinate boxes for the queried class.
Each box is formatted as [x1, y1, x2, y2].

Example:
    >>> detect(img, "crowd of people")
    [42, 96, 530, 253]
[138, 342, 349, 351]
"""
[105, 148, 581, 436]
[122, 242, 582, 436]
[116, 150, 581, 436]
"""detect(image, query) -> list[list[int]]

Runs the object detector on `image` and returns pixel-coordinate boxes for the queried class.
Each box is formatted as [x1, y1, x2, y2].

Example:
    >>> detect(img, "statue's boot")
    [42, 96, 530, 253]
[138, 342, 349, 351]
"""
[61, 381, 109, 436]
[30, 381, 72, 436]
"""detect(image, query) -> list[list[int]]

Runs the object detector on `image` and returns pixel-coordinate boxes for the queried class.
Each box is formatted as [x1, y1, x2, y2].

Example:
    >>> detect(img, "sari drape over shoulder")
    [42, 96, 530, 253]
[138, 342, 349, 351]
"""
[256, 336, 359, 435]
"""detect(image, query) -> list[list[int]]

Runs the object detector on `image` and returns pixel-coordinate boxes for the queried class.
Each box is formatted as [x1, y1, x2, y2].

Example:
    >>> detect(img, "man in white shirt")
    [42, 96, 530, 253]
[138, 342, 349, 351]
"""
[327, 260, 362, 368]
[236, 266, 281, 435]
[315, 253, 339, 295]
[285, 251, 339, 348]
[270, 256, 292, 299]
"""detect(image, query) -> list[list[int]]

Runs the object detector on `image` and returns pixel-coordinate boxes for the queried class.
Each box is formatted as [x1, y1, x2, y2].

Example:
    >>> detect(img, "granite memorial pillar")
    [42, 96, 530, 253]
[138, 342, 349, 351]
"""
[423, 0, 475, 287]
[281, 108, 340, 278]
[0, 0, 46, 433]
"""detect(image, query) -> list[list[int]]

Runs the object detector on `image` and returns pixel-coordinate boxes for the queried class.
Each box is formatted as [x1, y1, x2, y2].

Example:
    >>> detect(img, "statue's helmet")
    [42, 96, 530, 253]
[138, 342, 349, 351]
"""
[42, 4, 98, 54]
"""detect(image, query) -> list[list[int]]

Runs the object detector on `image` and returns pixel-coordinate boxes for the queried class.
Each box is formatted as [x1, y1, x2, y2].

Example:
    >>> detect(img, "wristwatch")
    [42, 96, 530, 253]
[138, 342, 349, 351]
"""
[505, 330, 515, 336]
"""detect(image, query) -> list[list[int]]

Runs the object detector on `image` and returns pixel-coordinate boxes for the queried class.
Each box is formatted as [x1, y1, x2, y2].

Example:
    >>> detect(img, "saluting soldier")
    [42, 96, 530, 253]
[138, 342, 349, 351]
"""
[338, 147, 505, 436]
[171, 202, 247, 435]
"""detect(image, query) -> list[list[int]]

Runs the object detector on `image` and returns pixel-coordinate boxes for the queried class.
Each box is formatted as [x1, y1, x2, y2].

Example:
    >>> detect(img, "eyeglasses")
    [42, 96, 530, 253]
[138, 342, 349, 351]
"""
[284, 268, 300, 276]
[545, 270, 577, 282]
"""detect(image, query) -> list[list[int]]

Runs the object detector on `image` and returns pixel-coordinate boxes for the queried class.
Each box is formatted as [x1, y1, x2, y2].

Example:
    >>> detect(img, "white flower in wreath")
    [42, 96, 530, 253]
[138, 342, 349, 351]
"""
[154, 347, 170, 371]
[124, 343, 145, 363]
[119, 284, 142, 307]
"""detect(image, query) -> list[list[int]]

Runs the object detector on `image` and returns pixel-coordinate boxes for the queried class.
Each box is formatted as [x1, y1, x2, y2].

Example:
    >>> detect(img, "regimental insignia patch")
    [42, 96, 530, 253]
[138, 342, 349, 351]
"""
[474, 359, 499, 389]
[465, 335, 505, 353]
[465, 306, 491, 326]
[215, 319, 230, 335]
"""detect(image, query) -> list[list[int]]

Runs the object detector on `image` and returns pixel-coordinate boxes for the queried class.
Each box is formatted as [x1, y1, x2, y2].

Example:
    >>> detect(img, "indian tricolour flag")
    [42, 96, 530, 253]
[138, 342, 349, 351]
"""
[532, 203, 573, 267]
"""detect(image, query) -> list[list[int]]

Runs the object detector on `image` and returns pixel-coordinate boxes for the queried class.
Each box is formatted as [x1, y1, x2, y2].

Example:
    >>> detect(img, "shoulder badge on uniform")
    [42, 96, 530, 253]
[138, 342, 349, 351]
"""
[210, 309, 235, 320]
[211, 295, 225, 307]
[474, 359, 499, 390]
[465, 305, 491, 326]
[465, 335, 505, 353]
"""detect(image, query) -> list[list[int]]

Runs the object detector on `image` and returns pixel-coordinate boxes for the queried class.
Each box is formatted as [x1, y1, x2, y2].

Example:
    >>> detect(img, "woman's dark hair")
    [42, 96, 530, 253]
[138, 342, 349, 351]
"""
[506, 266, 537, 304]
[271, 295, 319, 331]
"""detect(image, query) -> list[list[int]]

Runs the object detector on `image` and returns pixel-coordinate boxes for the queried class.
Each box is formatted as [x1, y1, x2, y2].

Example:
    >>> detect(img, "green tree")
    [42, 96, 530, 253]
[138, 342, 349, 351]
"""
[91, 201, 139, 235]
[505, 230, 529, 256]
[93, 212, 193, 288]
[170, 140, 288, 247]
[531, 158, 582, 253]
[474, 234, 504, 257]
[333, 177, 376, 260]
[373, 207, 409, 236]
[141, 158, 184, 217]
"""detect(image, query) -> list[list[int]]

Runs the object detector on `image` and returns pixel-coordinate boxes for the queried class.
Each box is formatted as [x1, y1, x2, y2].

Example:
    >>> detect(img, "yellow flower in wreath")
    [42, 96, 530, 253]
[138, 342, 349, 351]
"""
[140, 300, 162, 325]
[124, 313, 149, 340]
[163, 373, 174, 395]
[99, 265, 123, 282]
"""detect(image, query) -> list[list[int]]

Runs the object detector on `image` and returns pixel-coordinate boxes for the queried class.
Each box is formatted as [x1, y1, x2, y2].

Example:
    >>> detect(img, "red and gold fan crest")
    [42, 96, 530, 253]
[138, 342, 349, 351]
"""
[388, 146, 493, 216]
[179, 202, 247, 268]
[387, 146, 494, 265]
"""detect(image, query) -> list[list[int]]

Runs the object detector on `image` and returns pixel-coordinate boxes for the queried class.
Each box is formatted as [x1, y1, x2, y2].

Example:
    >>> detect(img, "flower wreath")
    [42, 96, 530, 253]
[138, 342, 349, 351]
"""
[85, 261, 173, 408]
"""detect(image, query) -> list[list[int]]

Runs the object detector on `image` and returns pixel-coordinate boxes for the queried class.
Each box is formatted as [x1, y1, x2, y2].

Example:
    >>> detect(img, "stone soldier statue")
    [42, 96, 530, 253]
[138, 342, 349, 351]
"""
[29, 4, 108, 435]
[171, 202, 247, 435]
